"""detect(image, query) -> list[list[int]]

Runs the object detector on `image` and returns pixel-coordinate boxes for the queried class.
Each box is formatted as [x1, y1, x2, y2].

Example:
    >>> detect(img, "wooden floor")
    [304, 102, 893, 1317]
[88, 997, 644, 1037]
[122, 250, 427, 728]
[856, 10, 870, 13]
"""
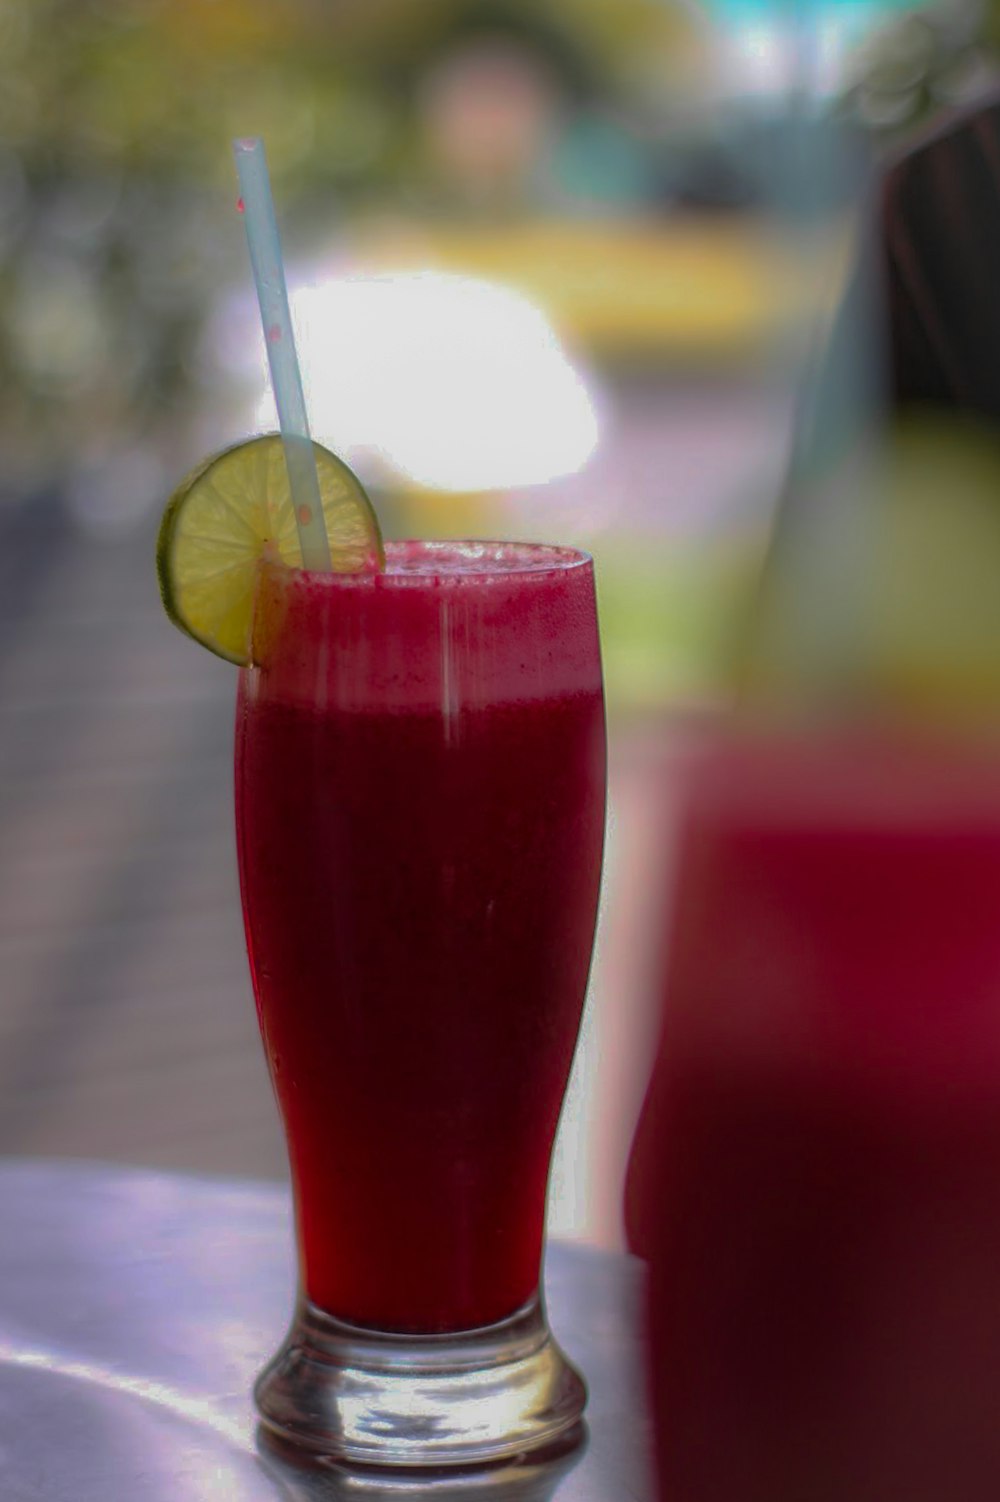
[0, 494, 674, 1248]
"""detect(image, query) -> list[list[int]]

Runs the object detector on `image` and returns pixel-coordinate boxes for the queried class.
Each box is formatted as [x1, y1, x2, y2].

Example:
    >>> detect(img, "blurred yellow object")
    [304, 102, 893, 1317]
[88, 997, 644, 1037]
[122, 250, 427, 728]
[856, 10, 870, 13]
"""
[869, 421, 1000, 720]
[388, 487, 502, 542]
[348, 216, 842, 363]
[742, 415, 1000, 728]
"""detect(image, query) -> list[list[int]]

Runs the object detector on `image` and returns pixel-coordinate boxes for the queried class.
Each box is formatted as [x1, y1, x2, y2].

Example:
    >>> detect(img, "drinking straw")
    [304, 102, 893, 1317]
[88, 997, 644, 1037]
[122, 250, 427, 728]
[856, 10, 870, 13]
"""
[233, 136, 332, 571]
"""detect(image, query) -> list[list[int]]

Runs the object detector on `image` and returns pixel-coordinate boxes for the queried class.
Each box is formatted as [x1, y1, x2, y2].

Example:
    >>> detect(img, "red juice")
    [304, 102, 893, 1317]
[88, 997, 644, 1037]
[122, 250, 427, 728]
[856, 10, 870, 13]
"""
[235, 543, 605, 1335]
[636, 735, 1000, 1502]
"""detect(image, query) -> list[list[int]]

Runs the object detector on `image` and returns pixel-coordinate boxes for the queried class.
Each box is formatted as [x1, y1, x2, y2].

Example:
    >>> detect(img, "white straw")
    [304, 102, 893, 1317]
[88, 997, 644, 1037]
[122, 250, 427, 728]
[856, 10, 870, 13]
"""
[233, 136, 331, 571]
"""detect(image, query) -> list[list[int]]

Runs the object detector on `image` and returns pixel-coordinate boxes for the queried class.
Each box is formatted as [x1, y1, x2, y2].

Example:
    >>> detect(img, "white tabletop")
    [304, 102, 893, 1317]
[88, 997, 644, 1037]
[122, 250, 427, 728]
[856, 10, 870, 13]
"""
[0, 1160, 653, 1501]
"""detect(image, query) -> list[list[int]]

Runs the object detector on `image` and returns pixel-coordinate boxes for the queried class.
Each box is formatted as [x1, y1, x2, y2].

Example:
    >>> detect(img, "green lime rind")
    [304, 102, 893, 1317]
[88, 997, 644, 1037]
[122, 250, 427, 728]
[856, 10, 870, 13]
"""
[156, 433, 384, 665]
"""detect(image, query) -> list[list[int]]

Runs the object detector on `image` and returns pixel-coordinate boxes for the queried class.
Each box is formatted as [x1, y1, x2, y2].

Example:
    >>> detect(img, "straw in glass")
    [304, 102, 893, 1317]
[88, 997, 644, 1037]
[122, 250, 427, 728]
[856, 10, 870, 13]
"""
[233, 136, 332, 572]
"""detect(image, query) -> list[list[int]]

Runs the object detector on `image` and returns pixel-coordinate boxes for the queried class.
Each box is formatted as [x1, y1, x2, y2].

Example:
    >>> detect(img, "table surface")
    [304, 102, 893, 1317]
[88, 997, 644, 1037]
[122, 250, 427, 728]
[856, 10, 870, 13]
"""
[0, 1160, 654, 1502]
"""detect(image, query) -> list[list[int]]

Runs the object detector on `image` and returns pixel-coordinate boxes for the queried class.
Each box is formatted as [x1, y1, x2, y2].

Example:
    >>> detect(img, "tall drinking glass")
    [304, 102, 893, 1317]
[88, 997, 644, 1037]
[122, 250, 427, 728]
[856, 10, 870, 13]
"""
[235, 541, 606, 1466]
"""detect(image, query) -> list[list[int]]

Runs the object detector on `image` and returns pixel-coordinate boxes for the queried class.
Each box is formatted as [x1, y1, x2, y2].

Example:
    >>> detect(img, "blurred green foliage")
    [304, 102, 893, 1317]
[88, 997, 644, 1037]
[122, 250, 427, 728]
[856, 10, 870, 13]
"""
[4, 0, 997, 506]
[0, 0, 692, 498]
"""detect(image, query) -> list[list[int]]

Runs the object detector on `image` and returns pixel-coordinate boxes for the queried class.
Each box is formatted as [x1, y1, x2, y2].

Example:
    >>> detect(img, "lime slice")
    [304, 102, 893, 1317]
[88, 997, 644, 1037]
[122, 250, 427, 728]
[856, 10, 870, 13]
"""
[156, 434, 384, 664]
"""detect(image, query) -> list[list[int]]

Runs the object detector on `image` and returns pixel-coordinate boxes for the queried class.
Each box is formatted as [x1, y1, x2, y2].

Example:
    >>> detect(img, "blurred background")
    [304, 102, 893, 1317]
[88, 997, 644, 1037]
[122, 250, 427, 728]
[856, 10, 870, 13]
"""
[0, 0, 995, 1248]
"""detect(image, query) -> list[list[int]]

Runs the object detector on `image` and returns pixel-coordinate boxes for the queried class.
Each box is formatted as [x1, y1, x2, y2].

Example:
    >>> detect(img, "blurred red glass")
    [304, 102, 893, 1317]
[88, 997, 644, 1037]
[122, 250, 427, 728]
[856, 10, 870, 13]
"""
[629, 729, 1000, 1502]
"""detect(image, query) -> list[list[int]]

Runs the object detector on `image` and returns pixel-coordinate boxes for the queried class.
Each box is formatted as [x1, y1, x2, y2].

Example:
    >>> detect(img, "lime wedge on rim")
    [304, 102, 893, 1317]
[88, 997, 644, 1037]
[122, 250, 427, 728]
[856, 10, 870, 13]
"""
[156, 433, 384, 664]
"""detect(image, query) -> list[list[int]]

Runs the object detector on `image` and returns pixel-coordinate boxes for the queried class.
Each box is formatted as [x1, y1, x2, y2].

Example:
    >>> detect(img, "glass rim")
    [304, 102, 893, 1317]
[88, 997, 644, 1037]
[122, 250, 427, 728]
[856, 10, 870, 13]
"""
[262, 539, 594, 586]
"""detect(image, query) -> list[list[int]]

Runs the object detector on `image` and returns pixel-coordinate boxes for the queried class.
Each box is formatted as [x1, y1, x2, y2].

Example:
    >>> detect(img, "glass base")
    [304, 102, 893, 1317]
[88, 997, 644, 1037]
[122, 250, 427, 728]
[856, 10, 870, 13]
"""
[254, 1292, 587, 1468]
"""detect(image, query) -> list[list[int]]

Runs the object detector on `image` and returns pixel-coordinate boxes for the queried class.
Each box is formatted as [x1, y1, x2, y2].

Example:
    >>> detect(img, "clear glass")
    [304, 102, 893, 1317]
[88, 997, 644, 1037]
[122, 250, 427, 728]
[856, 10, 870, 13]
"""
[235, 541, 606, 1466]
[259, 1420, 585, 1499]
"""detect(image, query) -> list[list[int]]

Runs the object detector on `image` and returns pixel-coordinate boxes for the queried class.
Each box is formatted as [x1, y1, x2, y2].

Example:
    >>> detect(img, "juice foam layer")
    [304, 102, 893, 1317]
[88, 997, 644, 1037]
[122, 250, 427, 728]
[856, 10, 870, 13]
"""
[249, 541, 602, 711]
[379, 540, 589, 577]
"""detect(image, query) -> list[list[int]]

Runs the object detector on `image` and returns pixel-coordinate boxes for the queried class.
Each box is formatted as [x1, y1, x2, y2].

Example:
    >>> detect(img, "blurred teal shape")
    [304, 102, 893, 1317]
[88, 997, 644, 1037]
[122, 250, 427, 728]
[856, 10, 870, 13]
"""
[544, 114, 657, 212]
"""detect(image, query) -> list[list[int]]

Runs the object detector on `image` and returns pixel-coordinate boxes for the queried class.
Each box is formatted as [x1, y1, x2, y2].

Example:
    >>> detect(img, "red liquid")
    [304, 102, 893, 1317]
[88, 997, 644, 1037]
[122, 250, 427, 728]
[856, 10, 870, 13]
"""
[638, 737, 1000, 1502]
[236, 544, 605, 1334]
